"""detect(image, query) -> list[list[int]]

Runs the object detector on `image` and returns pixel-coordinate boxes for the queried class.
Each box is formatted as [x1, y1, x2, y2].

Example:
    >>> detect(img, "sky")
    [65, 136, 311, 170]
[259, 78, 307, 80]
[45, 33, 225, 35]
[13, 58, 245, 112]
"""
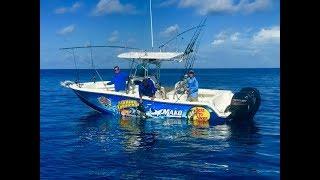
[40, 0, 280, 69]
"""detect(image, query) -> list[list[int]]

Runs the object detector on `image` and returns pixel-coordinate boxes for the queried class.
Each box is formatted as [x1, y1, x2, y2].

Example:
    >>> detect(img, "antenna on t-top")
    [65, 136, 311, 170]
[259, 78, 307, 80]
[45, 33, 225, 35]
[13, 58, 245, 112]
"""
[149, 0, 154, 49]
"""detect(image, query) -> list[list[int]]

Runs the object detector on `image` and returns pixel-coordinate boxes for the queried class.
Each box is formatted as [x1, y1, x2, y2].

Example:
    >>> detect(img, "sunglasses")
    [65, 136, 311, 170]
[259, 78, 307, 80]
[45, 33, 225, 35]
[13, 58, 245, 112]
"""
[114, 69, 119, 71]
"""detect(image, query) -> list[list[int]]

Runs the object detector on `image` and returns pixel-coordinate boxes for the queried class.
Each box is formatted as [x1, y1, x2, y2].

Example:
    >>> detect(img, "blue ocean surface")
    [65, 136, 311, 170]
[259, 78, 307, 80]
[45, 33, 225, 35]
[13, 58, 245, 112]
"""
[40, 68, 280, 179]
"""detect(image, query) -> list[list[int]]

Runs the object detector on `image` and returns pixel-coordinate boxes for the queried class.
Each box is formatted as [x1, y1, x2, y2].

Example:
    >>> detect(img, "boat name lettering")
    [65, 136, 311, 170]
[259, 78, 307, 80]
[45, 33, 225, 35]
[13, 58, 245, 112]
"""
[149, 109, 183, 117]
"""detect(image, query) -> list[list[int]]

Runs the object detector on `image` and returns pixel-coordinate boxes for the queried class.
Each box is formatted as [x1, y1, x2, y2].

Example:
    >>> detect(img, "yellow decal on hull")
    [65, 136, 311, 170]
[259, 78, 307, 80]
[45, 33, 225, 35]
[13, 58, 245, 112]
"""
[117, 100, 139, 110]
[187, 107, 211, 121]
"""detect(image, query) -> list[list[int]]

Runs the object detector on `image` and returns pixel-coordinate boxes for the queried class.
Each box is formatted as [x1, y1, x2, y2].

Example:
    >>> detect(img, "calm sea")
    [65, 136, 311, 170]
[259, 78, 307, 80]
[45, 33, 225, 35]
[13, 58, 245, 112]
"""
[40, 68, 280, 179]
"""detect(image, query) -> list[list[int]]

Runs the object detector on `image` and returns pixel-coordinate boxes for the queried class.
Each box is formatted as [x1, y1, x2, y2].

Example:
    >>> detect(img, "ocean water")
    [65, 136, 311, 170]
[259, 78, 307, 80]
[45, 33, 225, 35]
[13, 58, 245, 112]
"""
[40, 68, 280, 179]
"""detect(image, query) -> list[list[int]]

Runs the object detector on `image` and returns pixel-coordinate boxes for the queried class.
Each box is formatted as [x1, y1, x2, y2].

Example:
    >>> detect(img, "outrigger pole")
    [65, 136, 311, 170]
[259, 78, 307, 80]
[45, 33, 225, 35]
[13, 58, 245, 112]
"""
[60, 45, 141, 50]
[89, 44, 102, 82]
[72, 49, 80, 83]
[60, 45, 141, 83]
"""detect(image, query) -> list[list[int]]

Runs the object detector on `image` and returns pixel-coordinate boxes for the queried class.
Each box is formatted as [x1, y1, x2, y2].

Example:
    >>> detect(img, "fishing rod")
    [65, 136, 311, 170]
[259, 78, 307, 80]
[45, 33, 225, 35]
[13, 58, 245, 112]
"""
[62, 49, 81, 84]
[183, 17, 207, 74]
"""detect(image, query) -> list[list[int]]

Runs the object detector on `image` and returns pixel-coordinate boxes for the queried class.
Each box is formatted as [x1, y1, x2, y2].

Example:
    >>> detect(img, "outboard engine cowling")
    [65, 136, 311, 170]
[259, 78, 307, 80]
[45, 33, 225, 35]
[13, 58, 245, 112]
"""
[227, 87, 261, 120]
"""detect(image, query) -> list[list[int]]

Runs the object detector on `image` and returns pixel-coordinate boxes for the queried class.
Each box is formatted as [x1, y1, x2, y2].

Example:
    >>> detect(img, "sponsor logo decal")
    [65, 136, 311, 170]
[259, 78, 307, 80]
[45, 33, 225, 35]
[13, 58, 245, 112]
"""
[117, 100, 140, 117]
[97, 96, 112, 107]
[117, 100, 139, 110]
[149, 108, 183, 118]
[119, 108, 137, 117]
[187, 106, 211, 121]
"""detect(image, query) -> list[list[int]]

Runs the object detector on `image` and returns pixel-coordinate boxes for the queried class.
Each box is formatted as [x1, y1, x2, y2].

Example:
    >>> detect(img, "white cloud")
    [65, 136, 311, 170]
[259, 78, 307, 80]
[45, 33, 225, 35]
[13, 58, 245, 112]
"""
[216, 31, 228, 40]
[211, 31, 228, 46]
[211, 26, 279, 54]
[252, 26, 280, 43]
[92, 0, 136, 16]
[209, 26, 279, 64]
[57, 25, 75, 35]
[240, 0, 271, 14]
[70, 2, 81, 12]
[177, 0, 271, 15]
[108, 30, 119, 43]
[158, 0, 178, 7]
[179, 0, 235, 14]
[54, 2, 82, 14]
[212, 39, 225, 46]
[54, 8, 68, 14]
[160, 24, 180, 37]
[230, 32, 240, 41]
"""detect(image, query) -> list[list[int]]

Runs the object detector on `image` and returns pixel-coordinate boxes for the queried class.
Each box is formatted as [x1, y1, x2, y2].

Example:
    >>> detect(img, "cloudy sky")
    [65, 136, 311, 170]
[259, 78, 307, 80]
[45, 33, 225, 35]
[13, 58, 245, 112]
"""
[40, 0, 280, 69]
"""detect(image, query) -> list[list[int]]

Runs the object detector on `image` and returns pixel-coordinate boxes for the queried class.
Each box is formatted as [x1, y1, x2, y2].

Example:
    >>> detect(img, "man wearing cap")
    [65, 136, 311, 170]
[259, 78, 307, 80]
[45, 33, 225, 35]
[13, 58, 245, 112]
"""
[187, 70, 199, 102]
[106, 66, 129, 92]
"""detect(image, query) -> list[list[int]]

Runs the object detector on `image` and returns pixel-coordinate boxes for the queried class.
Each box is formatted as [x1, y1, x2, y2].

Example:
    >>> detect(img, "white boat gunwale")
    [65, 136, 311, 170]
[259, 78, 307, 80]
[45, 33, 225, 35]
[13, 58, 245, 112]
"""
[68, 81, 232, 118]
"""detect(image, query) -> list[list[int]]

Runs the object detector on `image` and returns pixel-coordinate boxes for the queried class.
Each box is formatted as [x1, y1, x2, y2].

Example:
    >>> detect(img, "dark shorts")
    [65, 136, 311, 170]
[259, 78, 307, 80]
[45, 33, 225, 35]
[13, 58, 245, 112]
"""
[140, 90, 155, 97]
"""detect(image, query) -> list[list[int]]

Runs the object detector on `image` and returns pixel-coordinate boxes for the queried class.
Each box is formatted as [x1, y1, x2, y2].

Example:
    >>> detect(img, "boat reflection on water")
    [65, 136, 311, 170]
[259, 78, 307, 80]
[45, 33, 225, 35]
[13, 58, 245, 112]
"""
[227, 119, 261, 146]
[119, 117, 157, 152]
[72, 112, 262, 177]
[188, 118, 210, 128]
[75, 112, 260, 154]
[161, 118, 231, 141]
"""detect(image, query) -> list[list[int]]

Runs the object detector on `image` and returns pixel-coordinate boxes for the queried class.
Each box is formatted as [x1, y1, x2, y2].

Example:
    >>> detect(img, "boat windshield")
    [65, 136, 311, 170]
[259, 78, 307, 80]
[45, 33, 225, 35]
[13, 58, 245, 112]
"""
[135, 64, 147, 77]
[130, 62, 160, 85]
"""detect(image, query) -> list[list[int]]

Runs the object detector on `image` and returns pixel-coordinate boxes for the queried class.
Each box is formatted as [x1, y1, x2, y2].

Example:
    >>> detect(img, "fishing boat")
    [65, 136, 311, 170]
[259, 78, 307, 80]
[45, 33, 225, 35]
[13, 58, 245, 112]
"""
[60, 0, 260, 124]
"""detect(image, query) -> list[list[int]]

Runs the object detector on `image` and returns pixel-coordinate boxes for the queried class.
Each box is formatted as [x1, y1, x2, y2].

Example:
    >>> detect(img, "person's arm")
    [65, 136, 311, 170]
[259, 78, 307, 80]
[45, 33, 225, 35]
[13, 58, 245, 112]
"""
[151, 82, 156, 94]
[149, 81, 156, 99]
[186, 79, 190, 94]
[150, 80, 157, 94]
[106, 76, 114, 85]
[125, 73, 130, 91]
[194, 79, 199, 92]
[139, 85, 143, 103]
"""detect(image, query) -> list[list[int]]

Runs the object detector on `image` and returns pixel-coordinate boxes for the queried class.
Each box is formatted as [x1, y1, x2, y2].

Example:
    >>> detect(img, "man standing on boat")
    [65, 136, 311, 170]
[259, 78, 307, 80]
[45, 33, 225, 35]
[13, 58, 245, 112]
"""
[139, 77, 157, 103]
[173, 74, 188, 99]
[187, 70, 199, 102]
[107, 66, 129, 92]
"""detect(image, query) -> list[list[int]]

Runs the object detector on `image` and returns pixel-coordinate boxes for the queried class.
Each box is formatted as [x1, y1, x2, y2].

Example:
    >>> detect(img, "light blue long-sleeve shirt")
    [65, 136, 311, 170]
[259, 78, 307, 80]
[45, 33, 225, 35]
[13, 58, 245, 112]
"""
[187, 77, 198, 98]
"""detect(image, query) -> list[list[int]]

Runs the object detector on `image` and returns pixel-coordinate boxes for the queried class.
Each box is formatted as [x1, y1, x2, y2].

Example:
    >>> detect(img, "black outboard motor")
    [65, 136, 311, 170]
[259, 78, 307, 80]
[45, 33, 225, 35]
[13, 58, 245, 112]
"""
[227, 87, 261, 120]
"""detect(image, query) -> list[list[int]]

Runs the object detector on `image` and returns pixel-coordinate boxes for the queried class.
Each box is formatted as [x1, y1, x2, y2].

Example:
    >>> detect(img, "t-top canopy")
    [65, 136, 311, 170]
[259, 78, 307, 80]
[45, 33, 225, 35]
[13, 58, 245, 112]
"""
[117, 51, 184, 61]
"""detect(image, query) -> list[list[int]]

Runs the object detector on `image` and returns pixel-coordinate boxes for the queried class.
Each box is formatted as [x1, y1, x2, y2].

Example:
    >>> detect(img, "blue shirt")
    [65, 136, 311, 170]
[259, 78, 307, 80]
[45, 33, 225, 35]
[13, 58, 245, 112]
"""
[139, 79, 157, 97]
[187, 77, 199, 97]
[108, 72, 128, 91]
